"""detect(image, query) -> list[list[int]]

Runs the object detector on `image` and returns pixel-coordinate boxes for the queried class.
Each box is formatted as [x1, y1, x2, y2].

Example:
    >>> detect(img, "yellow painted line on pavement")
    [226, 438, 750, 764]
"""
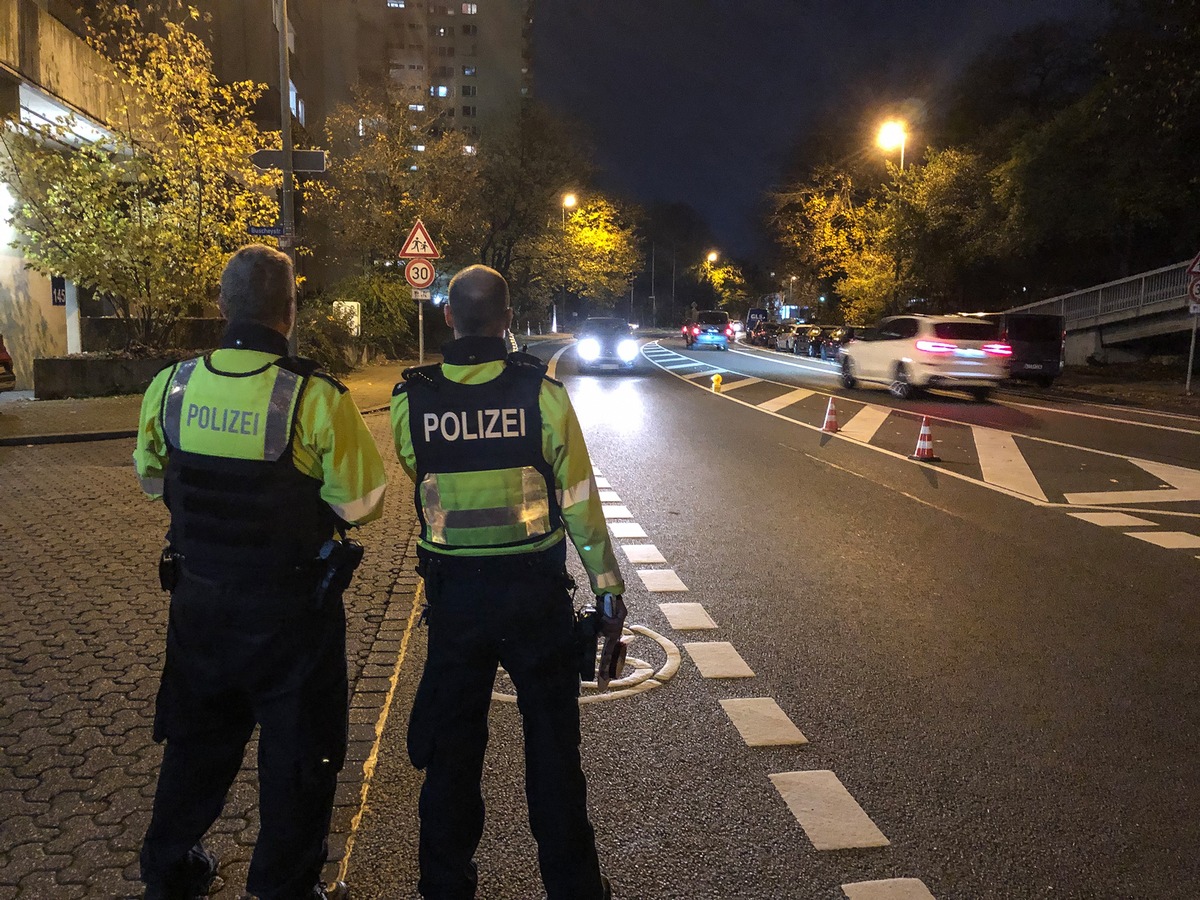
[842, 878, 937, 899]
[547, 344, 571, 381]
[337, 580, 425, 883]
[769, 770, 891, 850]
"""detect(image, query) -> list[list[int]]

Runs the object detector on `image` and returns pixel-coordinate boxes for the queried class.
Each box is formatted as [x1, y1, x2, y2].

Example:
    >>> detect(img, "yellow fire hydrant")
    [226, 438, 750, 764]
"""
[711, 373, 723, 393]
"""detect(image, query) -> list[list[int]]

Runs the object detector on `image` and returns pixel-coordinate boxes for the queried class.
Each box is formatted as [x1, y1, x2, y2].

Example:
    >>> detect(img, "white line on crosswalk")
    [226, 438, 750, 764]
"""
[686, 369, 721, 380]
[971, 427, 1048, 502]
[683, 642, 755, 677]
[1126, 531, 1200, 549]
[1068, 512, 1156, 527]
[769, 770, 890, 850]
[665, 362, 704, 370]
[658, 601, 716, 630]
[637, 569, 689, 591]
[602, 505, 633, 519]
[718, 376, 762, 392]
[623, 544, 667, 564]
[758, 387, 815, 413]
[609, 522, 647, 538]
[839, 404, 890, 443]
[719, 698, 808, 746]
[842, 878, 937, 900]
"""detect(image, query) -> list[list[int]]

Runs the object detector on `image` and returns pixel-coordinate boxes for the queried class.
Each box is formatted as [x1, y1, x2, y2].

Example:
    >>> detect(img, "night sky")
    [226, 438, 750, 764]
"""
[535, 0, 1108, 258]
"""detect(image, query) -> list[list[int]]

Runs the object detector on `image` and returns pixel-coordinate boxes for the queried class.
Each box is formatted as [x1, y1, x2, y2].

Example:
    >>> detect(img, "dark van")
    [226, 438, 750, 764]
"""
[745, 307, 769, 332]
[964, 313, 1065, 387]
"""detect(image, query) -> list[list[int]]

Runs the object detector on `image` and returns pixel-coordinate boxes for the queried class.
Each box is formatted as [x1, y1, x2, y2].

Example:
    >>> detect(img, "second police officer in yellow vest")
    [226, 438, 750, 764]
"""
[391, 265, 624, 900]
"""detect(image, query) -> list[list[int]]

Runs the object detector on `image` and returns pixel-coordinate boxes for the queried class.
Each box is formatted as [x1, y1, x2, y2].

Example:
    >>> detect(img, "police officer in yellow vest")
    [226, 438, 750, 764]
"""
[133, 245, 386, 900]
[392, 265, 624, 900]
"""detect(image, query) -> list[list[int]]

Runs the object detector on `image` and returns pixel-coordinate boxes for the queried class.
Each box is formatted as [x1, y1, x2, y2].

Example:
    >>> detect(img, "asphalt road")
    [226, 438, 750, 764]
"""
[342, 336, 1199, 899]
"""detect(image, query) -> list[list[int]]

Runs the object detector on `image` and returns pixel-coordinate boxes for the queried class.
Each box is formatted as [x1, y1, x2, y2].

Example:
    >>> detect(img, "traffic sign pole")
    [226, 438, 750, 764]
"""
[276, 0, 298, 355]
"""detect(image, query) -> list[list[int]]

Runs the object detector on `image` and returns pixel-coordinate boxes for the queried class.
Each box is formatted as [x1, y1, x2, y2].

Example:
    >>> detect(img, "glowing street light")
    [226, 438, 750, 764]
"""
[706, 251, 719, 264]
[556, 194, 578, 333]
[877, 119, 907, 170]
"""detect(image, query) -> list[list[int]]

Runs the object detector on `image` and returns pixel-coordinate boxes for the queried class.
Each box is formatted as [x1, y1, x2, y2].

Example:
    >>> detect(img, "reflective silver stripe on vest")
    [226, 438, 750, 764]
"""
[419, 465, 552, 546]
[263, 368, 301, 461]
[162, 358, 199, 447]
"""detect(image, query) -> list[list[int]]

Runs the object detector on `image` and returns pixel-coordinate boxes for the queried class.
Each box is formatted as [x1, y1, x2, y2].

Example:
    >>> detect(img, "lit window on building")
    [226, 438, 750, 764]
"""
[462, 3, 478, 13]
[387, 0, 405, 7]
[409, 103, 426, 111]
[462, 66, 476, 76]
[414, 144, 426, 151]
[431, 25, 452, 37]
[463, 145, 477, 155]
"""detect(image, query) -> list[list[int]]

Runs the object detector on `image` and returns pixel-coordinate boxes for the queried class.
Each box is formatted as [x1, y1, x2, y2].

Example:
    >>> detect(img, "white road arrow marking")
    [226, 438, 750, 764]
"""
[1065, 460, 1200, 505]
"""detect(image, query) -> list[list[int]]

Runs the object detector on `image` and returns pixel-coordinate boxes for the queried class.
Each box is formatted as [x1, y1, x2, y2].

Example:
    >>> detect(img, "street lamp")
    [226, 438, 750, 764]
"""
[706, 251, 719, 264]
[877, 120, 907, 170]
[556, 193, 577, 332]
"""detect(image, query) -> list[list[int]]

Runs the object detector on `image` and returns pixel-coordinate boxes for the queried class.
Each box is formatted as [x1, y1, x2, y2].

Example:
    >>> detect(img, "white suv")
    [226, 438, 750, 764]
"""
[840, 315, 1011, 401]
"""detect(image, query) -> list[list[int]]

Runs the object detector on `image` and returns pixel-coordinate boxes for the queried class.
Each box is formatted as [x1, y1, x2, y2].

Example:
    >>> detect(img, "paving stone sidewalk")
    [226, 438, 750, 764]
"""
[0, 408, 420, 898]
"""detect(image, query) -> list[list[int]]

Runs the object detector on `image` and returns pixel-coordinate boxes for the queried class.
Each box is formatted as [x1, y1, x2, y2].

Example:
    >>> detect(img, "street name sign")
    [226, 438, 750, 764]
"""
[405, 259, 436, 289]
[399, 219, 441, 259]
[250, 148, 328, 173]
[248, 224, 287, 237]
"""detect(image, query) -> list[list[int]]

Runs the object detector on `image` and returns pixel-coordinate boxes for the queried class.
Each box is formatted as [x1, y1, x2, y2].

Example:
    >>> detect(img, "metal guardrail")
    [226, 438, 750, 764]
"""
[1006, 260, 1189, 329]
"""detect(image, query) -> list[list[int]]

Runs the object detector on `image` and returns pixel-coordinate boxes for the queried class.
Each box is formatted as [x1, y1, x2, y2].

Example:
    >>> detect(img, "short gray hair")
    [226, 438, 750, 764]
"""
[219, 244, 295, 325]
[448, 265, 510, 336]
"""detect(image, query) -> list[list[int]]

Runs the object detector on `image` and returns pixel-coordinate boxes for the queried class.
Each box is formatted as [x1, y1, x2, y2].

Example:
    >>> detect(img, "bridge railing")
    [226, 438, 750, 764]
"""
[1006, 260, 1189, 329]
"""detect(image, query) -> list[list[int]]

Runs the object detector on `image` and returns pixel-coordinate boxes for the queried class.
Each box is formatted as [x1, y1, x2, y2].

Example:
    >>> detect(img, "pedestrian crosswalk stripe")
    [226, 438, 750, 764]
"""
[658, 601, 717, 629]
[609, 522, 647, 538]
[839, 404, 890, 443]
[719, 376, 763, 392]
[686, 369, 721, 380]
[594, 477, 610, 489]
[623, 544, 667, 564]
[599, 489, 621, 503]
[683, 641, 755, 677]
[602, 505, 633, 519]
[971, 427, 1048, 501]
[719, 698, 808, 746]
[842, 878, 937, 899]
[1068, 512, 1156, 527]
[1126, 531, 1200, 549]
[665, 361, 703, 369]
[758, 387, 815, 413]
[637, 569, 689, 591]
[769, 770, 890, 850]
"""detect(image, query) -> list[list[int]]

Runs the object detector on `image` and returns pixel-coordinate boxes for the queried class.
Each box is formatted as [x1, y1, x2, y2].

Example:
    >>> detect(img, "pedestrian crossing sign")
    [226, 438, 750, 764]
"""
[400, 219, 440, 260]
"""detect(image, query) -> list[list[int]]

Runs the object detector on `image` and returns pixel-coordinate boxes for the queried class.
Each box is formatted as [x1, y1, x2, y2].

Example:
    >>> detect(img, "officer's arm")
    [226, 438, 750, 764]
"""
[541, 380, 625, 595]
[132, 366, 173, 500]
[299, 380, 387, 526]
[389, 387, 418, 483]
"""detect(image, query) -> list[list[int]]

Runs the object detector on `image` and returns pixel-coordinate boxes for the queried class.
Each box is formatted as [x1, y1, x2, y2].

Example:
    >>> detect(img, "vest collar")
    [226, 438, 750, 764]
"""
[220, 321, 290, 356]
[442, 336, 507, 366]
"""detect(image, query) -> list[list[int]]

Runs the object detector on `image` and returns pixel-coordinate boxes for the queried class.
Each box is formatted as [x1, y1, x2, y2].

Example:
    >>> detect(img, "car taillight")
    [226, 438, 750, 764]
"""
[692, 326, 700, 335]
[725, 327, 733, 337]
[915, 339, 956, 353]
[983, 342, 1013, 357]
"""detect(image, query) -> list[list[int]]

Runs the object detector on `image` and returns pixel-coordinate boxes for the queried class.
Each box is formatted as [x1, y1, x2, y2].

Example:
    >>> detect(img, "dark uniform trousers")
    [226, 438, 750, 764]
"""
[409, 540, 606, 900]
[141, 572, 349, 900]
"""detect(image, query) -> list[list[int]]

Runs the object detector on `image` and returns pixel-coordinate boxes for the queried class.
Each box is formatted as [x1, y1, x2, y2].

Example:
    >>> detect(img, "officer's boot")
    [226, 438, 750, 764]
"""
[312, 881, 349, 900]
[145, 845, 220, 900]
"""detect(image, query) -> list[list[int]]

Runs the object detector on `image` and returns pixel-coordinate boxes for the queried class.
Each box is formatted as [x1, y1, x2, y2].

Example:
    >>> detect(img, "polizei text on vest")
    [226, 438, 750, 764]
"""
[422, 409, 527, 442]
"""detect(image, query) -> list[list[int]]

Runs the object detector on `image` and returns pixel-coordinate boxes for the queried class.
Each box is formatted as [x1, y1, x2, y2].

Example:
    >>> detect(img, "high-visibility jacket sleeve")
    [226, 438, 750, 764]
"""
[390, 389, 418, 483]
[293, 378, 387, 526]
[132, 365, 175, 499]
[540, 380, 625, 596]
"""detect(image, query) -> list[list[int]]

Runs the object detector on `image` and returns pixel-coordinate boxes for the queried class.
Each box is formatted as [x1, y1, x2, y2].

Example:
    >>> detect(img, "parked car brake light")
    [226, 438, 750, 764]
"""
[983, 342, 1013, 356]
[915, 339, 956, 353]
[692, 326, 700, 336]
[724, 327, 733, 337]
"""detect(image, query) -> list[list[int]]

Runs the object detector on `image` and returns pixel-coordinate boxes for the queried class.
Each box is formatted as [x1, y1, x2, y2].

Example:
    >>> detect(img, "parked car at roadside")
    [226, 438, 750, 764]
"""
[0, 333, 15, 393]
[820, 325, 861, 360]
[958, 312, 1065, 387]
[787, 325, 826, 356]
[747, 321, 783, 348]
[840, 314, 1010, 401]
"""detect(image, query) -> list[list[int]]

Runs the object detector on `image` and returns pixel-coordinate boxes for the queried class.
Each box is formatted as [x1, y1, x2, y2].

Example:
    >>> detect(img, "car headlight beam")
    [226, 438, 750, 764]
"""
[617, 339, 638, 362]
[578, 338, 601, 361]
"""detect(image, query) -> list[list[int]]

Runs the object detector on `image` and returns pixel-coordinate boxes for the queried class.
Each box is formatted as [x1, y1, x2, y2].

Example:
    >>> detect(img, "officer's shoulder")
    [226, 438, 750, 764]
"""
[276, 356, 348, 394]
[506, 351, 562, 387]
[394, 363, 442, 395]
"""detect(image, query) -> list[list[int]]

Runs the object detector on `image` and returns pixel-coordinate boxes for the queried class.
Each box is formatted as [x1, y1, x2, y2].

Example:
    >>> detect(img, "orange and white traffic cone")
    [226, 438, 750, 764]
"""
[821, 397, 839, 433]
[909, 416, 941, 462]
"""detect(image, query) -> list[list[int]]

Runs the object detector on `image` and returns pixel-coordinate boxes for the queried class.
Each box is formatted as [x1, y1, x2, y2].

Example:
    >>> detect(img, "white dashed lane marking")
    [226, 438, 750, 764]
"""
[971, 427, 1048, 502]
[719, 698, 808, 746]
[842, 879, 937, 900]
[758, 387, 815, 412]
[622, 544, 667, 564]
[598, 490, 621, 502]
[839, 404, 890, 443]
[684, 642, 755, 678]
[602, 505, 633, 519]
[658, 602, 717, 630]
[1068, 511, 1156, 527]
[1126, 531, 1200, 549]
[609, 522, 647, 538]
[769, 770, 891, 850]
[594, 477, 610, 488]
[637, 569, 689, 592]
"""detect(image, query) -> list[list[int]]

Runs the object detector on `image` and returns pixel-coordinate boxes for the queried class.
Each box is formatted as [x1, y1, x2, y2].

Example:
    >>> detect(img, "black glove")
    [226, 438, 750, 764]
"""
[596, 593, 628, 689]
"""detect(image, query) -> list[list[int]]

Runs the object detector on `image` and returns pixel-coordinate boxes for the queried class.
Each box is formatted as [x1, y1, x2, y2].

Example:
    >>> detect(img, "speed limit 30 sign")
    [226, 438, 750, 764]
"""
[405, 259, 436, 290]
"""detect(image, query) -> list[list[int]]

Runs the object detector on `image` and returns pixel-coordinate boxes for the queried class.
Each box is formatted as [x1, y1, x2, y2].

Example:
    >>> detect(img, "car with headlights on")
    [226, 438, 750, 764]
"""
[575, 317, 639, 371]
[840, 314, 1010, 401]
[0, 333, 15, 393]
